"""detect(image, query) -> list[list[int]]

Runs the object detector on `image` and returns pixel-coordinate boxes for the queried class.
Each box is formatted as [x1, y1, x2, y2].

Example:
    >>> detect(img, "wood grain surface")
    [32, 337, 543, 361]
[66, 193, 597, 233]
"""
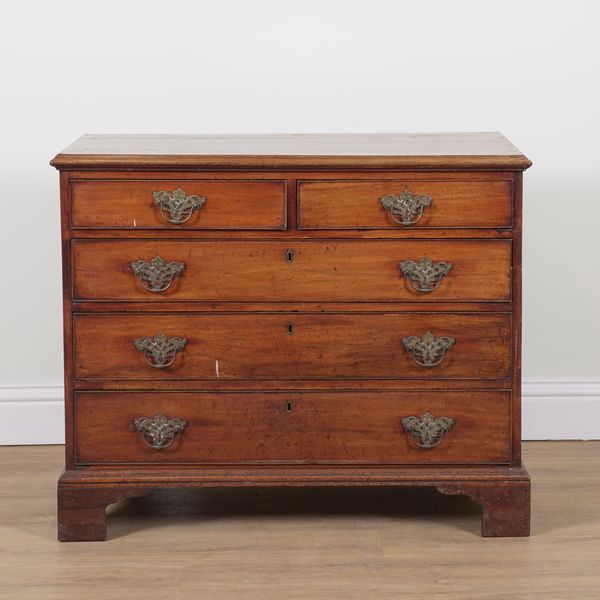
[1, 443, 596, 599]
[74, 390, 511, 465]
[71, 179, 287, 229]
[298, 179, 512, 228]
[51, 132, 532, 169]
[72, 239, 512, 302]
[73, 312, 512, 381]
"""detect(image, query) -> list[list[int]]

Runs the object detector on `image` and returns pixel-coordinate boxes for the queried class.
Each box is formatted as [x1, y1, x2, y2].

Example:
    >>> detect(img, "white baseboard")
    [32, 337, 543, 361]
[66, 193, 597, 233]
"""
[521, 381, 600, 440]
[0, 384, 64, 445]
[1, 381, 600, 445]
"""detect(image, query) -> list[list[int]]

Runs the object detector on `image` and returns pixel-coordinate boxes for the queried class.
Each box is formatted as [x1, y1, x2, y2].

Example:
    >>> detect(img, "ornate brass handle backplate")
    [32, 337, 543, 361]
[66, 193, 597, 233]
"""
[402, 331, 455, 367]
[152, 187, 206, 224]
[402, 411, 454, 449]
[130, 256, 185, 292]
[379, 188, 432, 225]
[134, 331, 187, 368]
[400, 256, 452, 293]
[131, 413, 188, 449]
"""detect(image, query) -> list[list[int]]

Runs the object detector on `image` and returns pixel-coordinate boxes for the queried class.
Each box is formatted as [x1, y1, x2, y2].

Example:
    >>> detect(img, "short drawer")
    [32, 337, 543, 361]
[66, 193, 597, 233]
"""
[72, 239, 512, 302]
[298, 179, 512, 229]
[73, 312, 512, 381]
[70, 179, 287, 229]
[74, 390, 511, 465]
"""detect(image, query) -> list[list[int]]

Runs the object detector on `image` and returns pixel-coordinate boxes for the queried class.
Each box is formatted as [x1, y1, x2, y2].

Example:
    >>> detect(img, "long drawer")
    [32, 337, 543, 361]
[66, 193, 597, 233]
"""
[73, 312, 512, 381]
[70, 179, 287, 229]
[74, 390, 511, 465]
[298, 179, 513, 229]
[72, 239, 512, 302]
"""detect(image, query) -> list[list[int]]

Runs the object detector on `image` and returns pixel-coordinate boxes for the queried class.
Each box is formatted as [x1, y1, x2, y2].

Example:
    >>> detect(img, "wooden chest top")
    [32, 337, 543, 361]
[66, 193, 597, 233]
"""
[51, 132, 531, 170]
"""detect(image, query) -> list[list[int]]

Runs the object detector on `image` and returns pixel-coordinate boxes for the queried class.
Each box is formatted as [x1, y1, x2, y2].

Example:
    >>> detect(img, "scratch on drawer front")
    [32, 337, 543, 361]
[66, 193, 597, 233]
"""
[133, 218, 137, 227]
[215, 360, 220, 379]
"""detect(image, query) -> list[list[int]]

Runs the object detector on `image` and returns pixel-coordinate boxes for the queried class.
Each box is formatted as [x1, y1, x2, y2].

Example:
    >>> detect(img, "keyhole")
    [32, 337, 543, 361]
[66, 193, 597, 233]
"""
[286, 248, 294, 263]
[286, 401, 293, 413]
[287, 322, 294, 335]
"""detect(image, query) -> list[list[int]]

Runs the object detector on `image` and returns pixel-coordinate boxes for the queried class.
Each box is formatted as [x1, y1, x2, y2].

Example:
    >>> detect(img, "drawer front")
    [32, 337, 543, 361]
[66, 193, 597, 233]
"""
[74, 313, 511, 381]
[72, 239, 511, 302]
[70, 179, 287, 229]
[298, 180, 512, 229]
[74, 390, 511, 465]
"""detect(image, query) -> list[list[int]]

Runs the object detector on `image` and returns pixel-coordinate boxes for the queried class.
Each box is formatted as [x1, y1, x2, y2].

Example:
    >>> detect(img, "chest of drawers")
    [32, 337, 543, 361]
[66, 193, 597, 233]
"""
[52, 133, 531, 541]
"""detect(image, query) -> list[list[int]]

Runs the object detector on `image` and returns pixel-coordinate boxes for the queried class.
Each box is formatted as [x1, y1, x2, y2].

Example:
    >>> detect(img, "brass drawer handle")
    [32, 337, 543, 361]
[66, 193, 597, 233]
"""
[131, 413, 187, 449]
[402, 331, 455, 368]
[380, 188, 432, 225]
[130, 256, 185, 293]
[399, 256, 452, 293]
[402, 411, 454, 449]
[152, 187, 206, 224]
[134, 331, 187, 368]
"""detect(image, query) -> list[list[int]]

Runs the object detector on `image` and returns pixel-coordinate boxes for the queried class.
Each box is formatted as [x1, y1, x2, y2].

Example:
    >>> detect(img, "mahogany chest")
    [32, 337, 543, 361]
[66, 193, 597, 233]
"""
[51, 133, 531, 540]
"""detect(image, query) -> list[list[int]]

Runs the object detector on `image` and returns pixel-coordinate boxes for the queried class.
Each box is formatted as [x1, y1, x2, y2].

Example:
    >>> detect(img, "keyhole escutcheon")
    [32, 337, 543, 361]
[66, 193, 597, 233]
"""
[286, 248, 294, 263]
[286, 401, 293, 413]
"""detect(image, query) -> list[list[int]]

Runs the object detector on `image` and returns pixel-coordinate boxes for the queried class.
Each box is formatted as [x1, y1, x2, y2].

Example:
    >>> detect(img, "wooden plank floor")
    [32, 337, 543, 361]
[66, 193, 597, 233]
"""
[0, 442, 598, 599]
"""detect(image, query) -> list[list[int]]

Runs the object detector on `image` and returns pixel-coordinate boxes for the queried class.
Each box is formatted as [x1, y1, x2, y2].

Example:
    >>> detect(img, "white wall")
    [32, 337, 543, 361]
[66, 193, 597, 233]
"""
[1, 0, 599, 442]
